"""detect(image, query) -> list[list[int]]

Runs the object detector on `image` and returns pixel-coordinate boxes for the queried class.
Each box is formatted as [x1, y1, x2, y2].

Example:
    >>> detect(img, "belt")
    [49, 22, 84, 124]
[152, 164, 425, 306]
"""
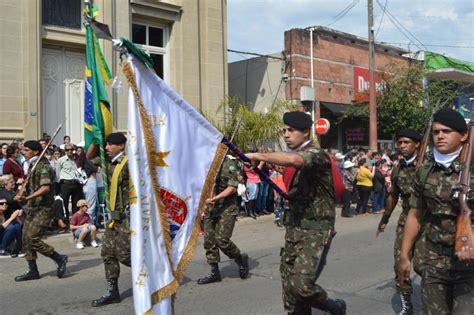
[60, 179, 78, 184]
[426, 238, 455, 257]
[287, 218, 332, 230]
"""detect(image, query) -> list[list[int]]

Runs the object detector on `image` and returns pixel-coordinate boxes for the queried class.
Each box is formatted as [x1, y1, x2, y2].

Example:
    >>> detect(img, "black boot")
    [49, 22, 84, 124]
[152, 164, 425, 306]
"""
[249, 200, 257, 219]
[15, 260, 40, 282]
[50, 251, 68, 278]
[92, 278, 121, 307]
[235, 253, 249, 279]
[319, 298, 346, 315]
[398, 294, 413, 315]
[197, 263, 221, 284]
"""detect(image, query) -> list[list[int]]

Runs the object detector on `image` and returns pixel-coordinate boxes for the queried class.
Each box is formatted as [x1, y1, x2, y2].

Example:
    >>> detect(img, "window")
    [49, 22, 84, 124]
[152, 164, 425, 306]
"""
[132, 23, 167, 79]
[42, 0, 82, 30]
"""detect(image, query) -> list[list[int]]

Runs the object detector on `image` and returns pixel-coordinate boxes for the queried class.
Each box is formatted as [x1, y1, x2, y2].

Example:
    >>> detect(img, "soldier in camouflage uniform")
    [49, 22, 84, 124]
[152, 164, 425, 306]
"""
[92, 132, 131, 307]
[197, 154, 249, 284]
[400, 108, 474, 314]
[246, 112, 346, 315]
[377, 129, 423, 315]
[15, 140, 68, 282]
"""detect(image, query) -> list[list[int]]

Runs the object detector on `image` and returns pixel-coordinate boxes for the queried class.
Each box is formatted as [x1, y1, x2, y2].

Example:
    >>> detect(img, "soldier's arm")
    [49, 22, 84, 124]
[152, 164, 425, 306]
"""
[376, 170, 400, 235]
[208, 186, 237, 204]
[246, 152, 304, 169]
[24, 185, 50, 201]
[399, 207, 422, 286]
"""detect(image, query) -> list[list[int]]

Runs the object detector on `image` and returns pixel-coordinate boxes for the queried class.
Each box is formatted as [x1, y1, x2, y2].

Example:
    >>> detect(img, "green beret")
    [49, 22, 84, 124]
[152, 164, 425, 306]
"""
[105, 132, 127, 145]
[396, 129, 422, 142]
[24, 140, 42, 152]
[283, 111, 313, 130]
[433, 108, 467, 133]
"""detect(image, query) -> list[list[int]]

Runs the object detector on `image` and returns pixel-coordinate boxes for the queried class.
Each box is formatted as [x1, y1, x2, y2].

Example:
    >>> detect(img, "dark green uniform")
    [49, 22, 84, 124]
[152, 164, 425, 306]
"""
[281, 144, 336, 313]
[23, 157, 56, 260]
[410, 155, 474, 314]
[101, 154, 131, 279]
[390, 160, 424, 295]
[202, 157, 241, 263]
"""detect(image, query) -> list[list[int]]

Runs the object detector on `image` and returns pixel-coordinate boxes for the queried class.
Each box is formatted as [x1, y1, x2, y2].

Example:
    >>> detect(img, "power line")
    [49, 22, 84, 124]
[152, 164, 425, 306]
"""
[374, 0, 387, 39]
[325, 0, 360, 27]
[380, 42, 474, 49]
[227, 49, 285, 61]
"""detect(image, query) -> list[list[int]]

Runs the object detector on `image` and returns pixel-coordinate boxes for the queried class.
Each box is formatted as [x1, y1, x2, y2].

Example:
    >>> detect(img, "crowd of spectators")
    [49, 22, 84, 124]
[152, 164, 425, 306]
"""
[0, 134, 105, 258]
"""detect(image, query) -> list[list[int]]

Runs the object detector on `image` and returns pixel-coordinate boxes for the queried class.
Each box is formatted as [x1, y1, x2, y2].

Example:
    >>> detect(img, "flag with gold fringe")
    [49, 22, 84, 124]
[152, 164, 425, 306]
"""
[123, 49, 226, 314]
[83, 3, 112, 211]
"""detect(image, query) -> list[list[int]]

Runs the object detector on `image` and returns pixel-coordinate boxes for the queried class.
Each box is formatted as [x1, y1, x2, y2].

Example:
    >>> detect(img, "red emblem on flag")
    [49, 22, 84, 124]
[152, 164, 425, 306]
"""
[160, 188, 188, 239]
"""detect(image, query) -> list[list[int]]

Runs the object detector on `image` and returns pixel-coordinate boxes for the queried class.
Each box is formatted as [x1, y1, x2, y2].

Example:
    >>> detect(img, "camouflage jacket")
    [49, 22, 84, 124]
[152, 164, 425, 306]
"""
[390, 159, 417, 215]
[108, 153, 129, 211]
[28, 157, 54, 209]
[284, 144, 335, 229]
[410, 153, 474, 248]
[212, 157, 240, 212]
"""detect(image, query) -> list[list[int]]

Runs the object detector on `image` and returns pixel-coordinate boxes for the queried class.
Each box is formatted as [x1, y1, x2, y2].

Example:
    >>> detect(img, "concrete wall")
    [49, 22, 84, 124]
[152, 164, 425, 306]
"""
[228, 53, 286, 113]
[0, 0, 227, 141]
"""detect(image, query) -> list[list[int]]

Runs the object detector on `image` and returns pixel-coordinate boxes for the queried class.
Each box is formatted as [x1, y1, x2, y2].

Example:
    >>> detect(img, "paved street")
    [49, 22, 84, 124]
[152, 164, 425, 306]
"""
[0, 206, 420, 314]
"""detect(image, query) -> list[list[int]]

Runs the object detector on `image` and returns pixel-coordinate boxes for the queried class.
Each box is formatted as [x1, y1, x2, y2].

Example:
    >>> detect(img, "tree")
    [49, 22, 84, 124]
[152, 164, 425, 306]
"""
[341, 65, 467, 139]
[202, 96, 290, 152]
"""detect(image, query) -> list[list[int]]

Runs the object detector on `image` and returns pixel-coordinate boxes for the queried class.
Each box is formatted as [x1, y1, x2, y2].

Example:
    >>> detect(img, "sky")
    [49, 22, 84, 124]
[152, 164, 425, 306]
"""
[227, 0, 474, 63]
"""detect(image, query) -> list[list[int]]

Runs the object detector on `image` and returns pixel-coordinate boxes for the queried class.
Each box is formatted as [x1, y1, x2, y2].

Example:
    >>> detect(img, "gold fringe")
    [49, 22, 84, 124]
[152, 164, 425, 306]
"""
[174, 143, 227, 283]
[143, 279, 180, 315]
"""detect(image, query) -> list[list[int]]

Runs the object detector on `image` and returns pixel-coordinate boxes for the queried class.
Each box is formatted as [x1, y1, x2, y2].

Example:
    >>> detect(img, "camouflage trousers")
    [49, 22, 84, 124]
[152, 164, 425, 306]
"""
[280, 226, 329, 312]
[393, 212, 425, 295]
[421, 248, 474, 314]
[101, 220, 131, 279]
[202, 205, 241, 264]
[23, 207, 55, 261]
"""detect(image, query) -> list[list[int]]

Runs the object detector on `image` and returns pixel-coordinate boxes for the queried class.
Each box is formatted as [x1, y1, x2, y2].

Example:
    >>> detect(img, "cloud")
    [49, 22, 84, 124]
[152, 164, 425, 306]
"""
[228, 0, 474, 63]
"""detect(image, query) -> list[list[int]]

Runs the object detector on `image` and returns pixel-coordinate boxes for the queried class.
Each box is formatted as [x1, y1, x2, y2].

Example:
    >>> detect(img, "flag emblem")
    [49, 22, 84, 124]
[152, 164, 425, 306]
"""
[160, 188, 188, 240]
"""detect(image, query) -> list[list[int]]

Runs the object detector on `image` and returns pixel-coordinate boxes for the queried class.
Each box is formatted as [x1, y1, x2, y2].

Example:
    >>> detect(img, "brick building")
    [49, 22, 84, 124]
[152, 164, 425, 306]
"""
[284, 27, 415, 150]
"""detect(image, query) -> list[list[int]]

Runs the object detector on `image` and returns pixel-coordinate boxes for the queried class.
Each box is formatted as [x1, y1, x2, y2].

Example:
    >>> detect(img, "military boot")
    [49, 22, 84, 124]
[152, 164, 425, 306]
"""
[50, 251, 68, 278]
[288, 302, 311, 315]
[398, 294, 413, 315]
[235, 253, 249, 279]
[319, 298, 346, 315]
[197, 263, 221, 284]
[15, 260, 40, 282]
[92, 278, 121, 307]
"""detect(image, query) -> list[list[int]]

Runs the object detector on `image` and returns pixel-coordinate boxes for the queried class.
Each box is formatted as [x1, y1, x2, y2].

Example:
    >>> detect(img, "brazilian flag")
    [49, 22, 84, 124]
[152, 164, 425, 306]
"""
[83, 3, 112, 212]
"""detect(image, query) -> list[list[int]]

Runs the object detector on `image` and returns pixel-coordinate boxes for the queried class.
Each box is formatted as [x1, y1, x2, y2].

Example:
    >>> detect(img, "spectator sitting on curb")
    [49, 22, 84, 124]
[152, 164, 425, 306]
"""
[70, 199, 99, 249]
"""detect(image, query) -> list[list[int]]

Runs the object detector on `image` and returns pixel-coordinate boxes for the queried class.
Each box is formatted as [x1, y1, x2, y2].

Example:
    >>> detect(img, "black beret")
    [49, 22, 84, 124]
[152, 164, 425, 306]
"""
[283, 111, 313, 130]
[396, 129, 422, 142]
[24, 140, 42, 152]
[433, 108, 467, 133]
[105, 132, 127, 145]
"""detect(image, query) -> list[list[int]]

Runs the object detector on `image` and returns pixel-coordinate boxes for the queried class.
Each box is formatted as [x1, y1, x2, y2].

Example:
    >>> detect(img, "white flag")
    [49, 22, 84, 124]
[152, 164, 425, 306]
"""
[124, 55, 226, 314]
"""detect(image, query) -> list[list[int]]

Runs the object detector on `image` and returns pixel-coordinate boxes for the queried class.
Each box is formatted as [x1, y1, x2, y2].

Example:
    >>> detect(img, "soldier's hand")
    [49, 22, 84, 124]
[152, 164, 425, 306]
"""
[14, 195, 26, 202]
[457, 246, 474, 265]
[205, 197, 215, 205]
[399, 256, 411, 286]
[376, 224, 387, 237]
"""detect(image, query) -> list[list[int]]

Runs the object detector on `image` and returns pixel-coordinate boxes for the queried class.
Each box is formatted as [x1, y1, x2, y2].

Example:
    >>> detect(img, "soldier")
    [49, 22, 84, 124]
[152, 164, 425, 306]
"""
[376, 129, 423, 315]
[14, 140, 68, 281]
[246, 112, 346, 315]
[197, 154, 249, 284]
[92, 132, 130, 307]
[400, 108, 474, 314]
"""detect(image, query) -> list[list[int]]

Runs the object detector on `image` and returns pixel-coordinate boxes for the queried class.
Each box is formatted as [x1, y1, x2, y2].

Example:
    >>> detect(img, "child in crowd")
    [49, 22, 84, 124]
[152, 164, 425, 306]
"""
[70, 199, 99, 249]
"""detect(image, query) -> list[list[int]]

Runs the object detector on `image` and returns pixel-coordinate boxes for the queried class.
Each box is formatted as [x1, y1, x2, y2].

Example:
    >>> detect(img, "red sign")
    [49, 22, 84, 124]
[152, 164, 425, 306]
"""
[353, 67, 386, 101]
[315, 118, 330, 135]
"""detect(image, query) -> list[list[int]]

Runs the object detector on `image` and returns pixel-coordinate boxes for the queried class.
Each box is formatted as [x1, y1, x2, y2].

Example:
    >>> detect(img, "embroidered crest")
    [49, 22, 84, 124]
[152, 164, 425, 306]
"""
[160, 188, 188, 240]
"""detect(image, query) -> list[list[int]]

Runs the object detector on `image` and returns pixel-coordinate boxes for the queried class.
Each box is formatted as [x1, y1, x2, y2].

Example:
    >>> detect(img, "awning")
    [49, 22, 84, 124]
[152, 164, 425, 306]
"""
[320, 102, 350, 116]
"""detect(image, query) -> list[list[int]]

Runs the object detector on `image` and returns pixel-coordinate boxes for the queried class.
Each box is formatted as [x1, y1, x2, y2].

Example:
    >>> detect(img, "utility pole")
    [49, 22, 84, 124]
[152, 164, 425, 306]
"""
[368, 0, 378, 150]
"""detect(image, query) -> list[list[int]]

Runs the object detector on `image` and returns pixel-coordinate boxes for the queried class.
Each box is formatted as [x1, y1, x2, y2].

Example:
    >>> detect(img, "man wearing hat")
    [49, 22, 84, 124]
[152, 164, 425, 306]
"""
[376, 128, 423, 315]
[246, 111, 346, 315]
[400, 108, 474, 314]
[70, 199, 99, 249]
[14, 140, 68, 282]
[92, 132, 131, 307]
[341, 160, 355, 218]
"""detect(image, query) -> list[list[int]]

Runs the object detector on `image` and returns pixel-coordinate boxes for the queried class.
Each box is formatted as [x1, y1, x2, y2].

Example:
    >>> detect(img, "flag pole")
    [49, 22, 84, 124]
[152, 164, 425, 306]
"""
[221, 137, 289, 199]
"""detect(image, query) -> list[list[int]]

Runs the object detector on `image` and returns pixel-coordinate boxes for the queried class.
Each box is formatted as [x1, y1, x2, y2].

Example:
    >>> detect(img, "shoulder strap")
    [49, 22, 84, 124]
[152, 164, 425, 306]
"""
[109, 156, 129, 212]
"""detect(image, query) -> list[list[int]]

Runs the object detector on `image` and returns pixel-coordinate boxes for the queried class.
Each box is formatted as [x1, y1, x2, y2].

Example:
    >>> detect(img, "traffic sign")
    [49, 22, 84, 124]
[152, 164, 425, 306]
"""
[315, 118, 330, 135]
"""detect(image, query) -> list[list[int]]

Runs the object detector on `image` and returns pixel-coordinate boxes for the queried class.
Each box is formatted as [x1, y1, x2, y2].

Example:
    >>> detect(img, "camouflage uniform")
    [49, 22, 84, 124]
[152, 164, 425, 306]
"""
[280, 144, 336, 313]
[202, 157, 241, 263]
[101, 154, 131, 279]
[390, 161, 424, 296]
[23, 157, 56, 260]
[410, 155, 474, 314]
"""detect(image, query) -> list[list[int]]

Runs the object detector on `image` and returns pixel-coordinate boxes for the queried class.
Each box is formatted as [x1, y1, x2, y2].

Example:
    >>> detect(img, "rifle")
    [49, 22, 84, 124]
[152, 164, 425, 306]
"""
[454, 111, 474, 261]
[416, 108, 435, 169]
[314, 226, 337, 281]
[16, 123, 63, 199]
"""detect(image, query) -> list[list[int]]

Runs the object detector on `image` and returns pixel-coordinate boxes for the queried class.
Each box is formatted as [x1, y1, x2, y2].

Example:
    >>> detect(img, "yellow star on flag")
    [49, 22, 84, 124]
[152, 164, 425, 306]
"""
[155, 150, 171, 167]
